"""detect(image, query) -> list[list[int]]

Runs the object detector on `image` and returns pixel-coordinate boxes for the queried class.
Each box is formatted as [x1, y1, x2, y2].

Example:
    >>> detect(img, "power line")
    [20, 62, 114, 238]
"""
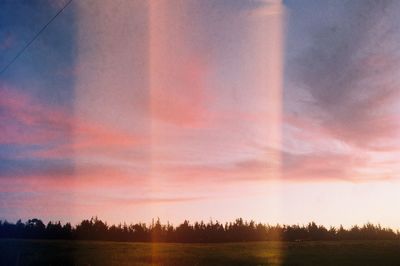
[0, 0, 72, 76]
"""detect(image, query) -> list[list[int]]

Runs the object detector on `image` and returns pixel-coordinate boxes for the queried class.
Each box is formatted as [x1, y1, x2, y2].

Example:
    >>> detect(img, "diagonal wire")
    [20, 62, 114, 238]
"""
[0, 0, 72, 76]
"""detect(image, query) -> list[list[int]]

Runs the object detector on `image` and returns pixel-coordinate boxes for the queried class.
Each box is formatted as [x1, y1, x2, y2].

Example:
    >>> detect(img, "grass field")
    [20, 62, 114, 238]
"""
[1, 239, 400, 266]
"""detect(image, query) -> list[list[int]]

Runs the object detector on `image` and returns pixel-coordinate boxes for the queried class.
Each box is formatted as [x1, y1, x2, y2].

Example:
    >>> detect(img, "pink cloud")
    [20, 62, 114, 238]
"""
[0, 86, 146, 160]
[149, 1, 215, 128]
[150, 55, 212, 128]
[282, 111, 400, 182]
[0, 159, 151, 195]
[0, 87, 71, 144]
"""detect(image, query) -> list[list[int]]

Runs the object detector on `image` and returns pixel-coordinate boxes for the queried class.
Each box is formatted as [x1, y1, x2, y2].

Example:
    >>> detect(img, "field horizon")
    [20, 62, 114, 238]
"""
[1, 239, 400, 266]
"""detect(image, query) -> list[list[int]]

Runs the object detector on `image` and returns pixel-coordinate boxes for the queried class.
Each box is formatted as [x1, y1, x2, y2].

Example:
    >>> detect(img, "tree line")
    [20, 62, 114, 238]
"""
[0, 217, 398, 242]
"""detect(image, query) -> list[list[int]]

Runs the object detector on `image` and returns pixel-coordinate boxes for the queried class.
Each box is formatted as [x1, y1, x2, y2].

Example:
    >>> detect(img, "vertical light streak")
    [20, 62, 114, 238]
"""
[148, 0, 174, 261]
[149, 0, 286, 263]
[248, 0, 285, 263]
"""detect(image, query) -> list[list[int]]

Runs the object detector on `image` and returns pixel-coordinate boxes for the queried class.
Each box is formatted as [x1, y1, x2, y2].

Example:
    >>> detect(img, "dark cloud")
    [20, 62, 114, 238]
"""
[287, 0, 400, 150]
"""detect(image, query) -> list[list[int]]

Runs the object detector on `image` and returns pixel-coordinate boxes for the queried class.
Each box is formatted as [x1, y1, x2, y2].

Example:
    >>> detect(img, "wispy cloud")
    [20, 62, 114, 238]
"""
[289, 0, 400, 151]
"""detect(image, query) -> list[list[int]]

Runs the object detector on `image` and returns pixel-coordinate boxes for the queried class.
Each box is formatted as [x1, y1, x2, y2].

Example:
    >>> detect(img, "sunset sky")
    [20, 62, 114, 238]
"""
[1, 0, 399, 228]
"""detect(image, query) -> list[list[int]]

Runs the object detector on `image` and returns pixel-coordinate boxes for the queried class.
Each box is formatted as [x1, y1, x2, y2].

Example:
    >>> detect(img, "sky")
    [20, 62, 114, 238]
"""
[0, 0, 399, 228]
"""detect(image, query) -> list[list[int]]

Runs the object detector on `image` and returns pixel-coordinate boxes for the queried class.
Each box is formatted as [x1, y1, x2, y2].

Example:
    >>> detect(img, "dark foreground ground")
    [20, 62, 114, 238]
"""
[1, 239, 400, 266]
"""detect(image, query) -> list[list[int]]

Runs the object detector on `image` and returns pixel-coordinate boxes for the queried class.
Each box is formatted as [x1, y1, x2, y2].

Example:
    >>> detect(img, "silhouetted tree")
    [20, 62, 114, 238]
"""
[0, 218, 399, 242]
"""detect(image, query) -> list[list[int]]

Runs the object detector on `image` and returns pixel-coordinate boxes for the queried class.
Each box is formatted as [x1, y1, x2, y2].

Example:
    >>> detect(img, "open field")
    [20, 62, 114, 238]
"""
[1, 239, 400, 266]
